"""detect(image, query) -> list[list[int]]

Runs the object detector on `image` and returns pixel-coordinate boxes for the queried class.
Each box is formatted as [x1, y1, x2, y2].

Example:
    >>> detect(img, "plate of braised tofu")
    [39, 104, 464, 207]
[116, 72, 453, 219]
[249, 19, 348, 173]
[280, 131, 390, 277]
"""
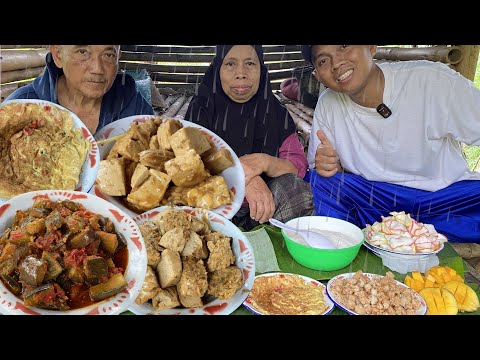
[91, 115, 245, 220]
[129, 206, 255, 315]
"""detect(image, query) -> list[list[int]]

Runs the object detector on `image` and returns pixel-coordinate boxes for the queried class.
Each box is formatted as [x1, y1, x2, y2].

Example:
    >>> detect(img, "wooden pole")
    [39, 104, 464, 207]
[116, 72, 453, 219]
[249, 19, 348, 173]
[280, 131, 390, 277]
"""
[455, 45, 480, 81]
[174, 96, 193, 120]
[160, 95, 186, 118]
[1, 66, 44, 84]
[375, 46, 463, 64]
[0, 81, 33, 102]
[0, 49, 49, 72]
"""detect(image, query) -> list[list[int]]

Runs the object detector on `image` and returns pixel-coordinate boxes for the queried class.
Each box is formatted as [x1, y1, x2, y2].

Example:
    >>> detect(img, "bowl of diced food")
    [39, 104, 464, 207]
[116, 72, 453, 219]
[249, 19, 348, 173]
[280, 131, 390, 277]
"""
[91, 115, 245, 219]
[0, 190, 146, 315]
[129, 206, 255, 315]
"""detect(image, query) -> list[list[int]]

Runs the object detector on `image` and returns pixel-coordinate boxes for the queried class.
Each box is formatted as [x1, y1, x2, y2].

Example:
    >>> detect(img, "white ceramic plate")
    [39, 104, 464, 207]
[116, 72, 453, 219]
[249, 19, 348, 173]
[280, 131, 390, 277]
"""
[92, 115, 245, 220]
[363, 240, 444, 258]
[128, 205, 255, 315]
[0, 190, 147, 315]
[243, 272, 335, 315]
[0, 99, 100, 205]
[326, 272, 427, 315]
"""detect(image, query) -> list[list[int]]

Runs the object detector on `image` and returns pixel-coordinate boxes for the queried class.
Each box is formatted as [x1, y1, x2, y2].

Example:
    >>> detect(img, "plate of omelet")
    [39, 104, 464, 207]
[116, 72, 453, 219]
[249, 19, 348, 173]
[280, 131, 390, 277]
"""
[243, 272, 334, 315]
[0, 99, 99, 203]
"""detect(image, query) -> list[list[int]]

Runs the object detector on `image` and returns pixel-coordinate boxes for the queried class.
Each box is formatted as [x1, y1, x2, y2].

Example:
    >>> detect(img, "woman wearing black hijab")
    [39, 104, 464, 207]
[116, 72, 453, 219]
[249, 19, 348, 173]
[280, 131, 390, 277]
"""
[186, 45, 314, 230]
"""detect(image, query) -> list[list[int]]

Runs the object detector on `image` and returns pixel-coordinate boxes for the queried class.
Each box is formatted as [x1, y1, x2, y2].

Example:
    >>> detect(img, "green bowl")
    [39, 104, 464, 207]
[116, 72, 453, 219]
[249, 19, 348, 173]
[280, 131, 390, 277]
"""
[281, 216, 365, 271]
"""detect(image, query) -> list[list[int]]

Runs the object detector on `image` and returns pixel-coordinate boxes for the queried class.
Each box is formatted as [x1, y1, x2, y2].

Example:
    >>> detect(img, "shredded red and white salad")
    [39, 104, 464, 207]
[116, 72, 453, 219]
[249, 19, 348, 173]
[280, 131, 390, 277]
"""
[363, 211, 447, 253]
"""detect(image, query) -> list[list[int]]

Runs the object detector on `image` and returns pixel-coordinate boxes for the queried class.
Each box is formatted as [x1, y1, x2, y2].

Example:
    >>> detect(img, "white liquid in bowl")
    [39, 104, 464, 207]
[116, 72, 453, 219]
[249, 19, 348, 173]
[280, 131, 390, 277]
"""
[286, 229, 359, 249]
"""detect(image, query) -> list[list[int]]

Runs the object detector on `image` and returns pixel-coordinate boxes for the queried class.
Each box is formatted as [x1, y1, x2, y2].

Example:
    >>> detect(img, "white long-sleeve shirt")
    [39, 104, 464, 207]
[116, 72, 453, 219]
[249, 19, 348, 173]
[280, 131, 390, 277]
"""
[307, 60, 480, 191]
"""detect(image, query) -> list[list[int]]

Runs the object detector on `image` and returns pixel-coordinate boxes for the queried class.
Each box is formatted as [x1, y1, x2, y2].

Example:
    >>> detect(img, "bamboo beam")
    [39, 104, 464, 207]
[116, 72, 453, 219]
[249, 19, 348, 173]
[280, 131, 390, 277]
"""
[375, 46, 463, 64]
[174, 96, 193, 120]
[121, 51, 303, 63]
[0, 45, 47, 49]
[0, 49, 49, 72]
[0, 80, 33, 102]
[160, 95, 186, 118]
[1, 66, 44, 84]
[120, 45, 301, 54]
[455, 45, 480, 81]
[119, 60, 306, 73]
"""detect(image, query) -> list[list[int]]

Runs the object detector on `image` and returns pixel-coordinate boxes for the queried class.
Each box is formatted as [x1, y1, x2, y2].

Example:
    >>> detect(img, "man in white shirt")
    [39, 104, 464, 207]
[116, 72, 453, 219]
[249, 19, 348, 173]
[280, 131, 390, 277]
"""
[303, 45, 480, 243]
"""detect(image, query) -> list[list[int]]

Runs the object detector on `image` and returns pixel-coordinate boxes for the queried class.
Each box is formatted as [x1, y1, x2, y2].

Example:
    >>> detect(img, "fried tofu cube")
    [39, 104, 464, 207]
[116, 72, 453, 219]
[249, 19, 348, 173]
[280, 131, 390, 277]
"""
[206, 235, 235, 272]
[130, 163, 150, 191]
[159, 227, 189, 252]
[138, 149, 174, 172]
[202, 148, 235, 175]
[207, 266, 243, 300]
[177, 292, 203, 308]
[95, 158, 126, 196]
[149, 135, 160, 149]
[156, 249, 182, 288]
[186, 175, 233, 209]
[177, 257, 208, 297]
[152, 208, 192, 234]
[182, 231, 208, 259]
[126, 169, 171, 211]
[157, 119, 183, 150]
[170, 127, 212, 157]
[136, 266, 160, 304]
[164, 149, 210, 187]
[152, 286, 180, 311]
[109, 136, 147, 162]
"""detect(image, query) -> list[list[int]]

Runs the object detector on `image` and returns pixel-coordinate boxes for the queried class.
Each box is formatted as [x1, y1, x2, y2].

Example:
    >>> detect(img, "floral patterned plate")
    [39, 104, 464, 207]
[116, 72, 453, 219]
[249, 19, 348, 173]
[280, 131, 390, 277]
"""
[0, 190, 147, 315]
[128, 206, 255, 315]
[92, 115, 245, 219]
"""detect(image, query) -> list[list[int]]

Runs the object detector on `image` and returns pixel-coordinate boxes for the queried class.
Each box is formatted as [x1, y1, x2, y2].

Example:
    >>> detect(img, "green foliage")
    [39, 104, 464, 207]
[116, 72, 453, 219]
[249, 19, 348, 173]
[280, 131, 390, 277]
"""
[464, 57, 480, 171]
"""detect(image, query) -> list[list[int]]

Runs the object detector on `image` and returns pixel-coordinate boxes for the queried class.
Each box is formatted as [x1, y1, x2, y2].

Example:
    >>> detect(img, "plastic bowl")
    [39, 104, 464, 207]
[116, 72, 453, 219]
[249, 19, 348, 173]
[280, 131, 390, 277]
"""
[281, 216, 365, 271]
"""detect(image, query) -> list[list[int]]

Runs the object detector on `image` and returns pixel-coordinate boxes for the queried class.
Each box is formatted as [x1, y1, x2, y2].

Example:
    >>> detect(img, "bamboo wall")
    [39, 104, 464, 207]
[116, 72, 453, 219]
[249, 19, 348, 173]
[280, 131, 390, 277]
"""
[1, 45, 478, 103]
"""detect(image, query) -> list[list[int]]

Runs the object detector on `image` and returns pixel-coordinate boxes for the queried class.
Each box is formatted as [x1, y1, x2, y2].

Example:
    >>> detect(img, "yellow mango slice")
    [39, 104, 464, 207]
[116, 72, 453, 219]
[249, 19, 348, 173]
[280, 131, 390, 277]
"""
[442, 280, 480, 312]
[420, 287, 458, 315]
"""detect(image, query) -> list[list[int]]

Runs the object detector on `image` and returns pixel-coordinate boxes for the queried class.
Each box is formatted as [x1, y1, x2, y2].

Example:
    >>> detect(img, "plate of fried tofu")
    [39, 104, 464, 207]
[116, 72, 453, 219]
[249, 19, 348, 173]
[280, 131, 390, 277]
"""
[129, 206, 255, 315]
[91, 115, 245, 219]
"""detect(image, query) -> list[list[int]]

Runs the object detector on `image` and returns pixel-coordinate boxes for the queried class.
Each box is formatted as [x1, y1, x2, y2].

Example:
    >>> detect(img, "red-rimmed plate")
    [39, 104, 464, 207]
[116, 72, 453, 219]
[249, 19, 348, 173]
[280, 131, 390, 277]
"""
[0, 99, 100, 204]
[128, 205, 255, 315]
[243, 272, 335, 315]
[91, 115, 245, 219]
[0, 190, 147, 315]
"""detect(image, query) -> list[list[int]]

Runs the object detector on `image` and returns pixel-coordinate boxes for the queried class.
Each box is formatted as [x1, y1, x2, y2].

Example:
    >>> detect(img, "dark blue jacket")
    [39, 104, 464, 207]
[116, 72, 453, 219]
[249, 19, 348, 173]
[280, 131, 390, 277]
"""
[6, 53, 154, 134]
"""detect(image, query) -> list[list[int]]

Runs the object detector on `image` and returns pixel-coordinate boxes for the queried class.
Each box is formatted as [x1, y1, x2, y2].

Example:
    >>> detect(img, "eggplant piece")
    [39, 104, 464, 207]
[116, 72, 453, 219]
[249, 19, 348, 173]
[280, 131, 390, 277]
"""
[96, 231, 118, 255]
[116, 232, 128, 250]
[13, 210, 29, 226]
[28, 207, 52, 219]
[23, 284, 69, 310]
[0, 274, 22, 295]
[41, 251, 63, 281]
[19, 256, 48, 286]
[84, 256, 108, 280]
[8, 229, 32, 245]
[0, 228, 11, 244]
[56, 273, 74, 292]
[45, 211, 64, 232]
[25, 218, 46, 235]
[94, 216, 115, 233]
[67, 228, 96, 249]
[89, 273, 128, 301]
[0, 258, 15, 277]
[61, 200, 82, 212]
[66, 266, 85, 284]
[64, 215, 86, 233]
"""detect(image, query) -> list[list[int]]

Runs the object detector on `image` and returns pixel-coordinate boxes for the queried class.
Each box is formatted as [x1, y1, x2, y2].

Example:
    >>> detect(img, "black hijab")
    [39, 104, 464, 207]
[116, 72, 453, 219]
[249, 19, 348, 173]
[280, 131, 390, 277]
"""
[185, 45, 297, 158]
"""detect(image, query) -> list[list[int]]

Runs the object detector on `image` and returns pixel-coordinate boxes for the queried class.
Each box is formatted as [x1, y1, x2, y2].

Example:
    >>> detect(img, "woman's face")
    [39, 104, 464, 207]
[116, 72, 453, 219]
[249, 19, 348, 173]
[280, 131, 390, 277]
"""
[220, 45, 261, 103]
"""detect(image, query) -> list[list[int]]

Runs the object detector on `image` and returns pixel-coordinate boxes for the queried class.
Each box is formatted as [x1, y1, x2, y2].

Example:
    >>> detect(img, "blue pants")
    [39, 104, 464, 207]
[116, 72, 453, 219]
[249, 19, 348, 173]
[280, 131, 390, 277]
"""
[304, 170, 480, 243]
